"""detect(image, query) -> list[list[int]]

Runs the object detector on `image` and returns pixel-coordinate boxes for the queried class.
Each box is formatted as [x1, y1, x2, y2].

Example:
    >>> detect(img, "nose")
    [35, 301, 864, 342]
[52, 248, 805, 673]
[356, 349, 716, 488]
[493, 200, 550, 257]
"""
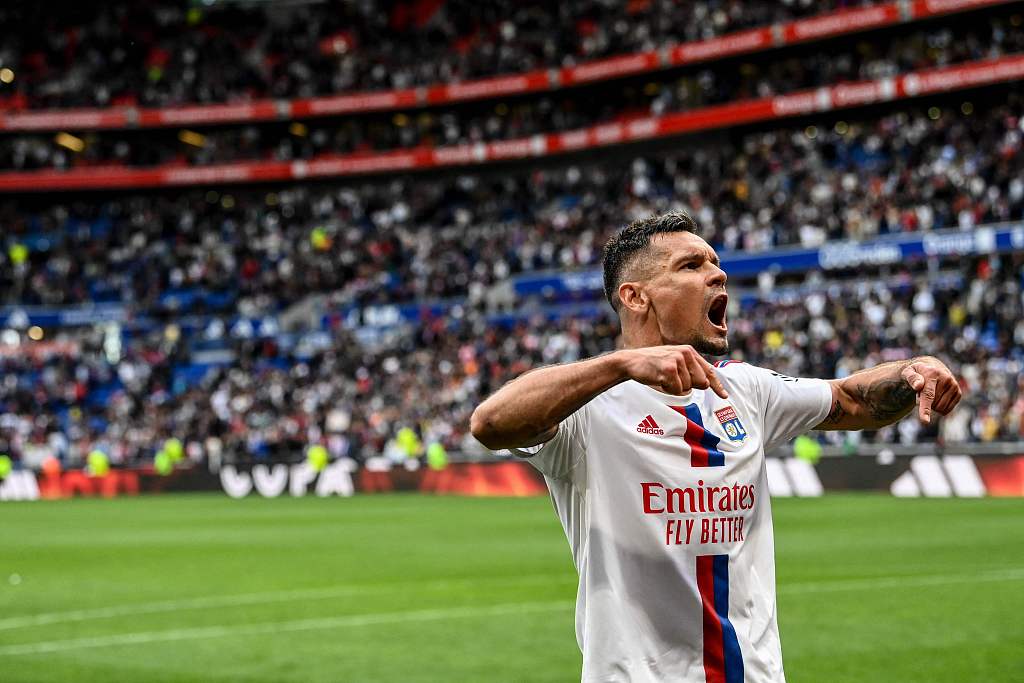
[707, 262, 727, 287]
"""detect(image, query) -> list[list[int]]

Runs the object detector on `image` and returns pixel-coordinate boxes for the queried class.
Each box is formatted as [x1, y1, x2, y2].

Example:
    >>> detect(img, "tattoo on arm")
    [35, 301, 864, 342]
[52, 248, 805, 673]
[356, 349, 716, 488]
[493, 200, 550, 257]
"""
[853, 377, 917, 422]
[821, 399, 847, 425]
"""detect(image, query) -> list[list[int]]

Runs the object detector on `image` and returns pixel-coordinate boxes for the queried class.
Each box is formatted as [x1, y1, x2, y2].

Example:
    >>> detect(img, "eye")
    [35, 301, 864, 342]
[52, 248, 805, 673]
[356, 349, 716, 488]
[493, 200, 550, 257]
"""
[682, 261, 700, 270]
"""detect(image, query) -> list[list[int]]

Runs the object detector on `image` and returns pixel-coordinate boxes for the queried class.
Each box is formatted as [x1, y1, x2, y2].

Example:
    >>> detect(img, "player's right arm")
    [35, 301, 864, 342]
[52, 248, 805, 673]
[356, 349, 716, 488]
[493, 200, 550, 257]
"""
[469, 345, 728, 450]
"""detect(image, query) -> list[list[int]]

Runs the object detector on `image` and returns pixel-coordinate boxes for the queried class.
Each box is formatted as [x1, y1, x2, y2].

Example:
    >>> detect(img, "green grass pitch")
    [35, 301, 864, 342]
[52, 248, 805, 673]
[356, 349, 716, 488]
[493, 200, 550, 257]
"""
[1, 493, 1022, 682]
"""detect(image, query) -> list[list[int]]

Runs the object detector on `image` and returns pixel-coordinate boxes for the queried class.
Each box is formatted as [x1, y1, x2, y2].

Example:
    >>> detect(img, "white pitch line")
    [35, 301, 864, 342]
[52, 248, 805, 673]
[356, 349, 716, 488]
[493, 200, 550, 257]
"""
[0, 600, 575, 657]
[0, 572, 570, 631]
[3, 567, 1021, 640]
[778, 567, 1024, 595]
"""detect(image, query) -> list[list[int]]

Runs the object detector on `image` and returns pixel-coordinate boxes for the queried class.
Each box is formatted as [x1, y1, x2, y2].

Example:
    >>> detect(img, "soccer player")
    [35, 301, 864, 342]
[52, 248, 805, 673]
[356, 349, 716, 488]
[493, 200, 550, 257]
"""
[470, 212, 962, 682]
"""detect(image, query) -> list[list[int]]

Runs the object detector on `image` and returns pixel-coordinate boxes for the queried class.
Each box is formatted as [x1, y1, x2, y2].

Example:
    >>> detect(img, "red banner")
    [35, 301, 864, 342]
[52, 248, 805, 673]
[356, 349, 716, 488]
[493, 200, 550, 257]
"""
[671, 28, 772, 65]
[975, 456, 1024, 496]
[0, 0, 1011, 132]
[781, 3, 900, 42]
[0, 54, 1020, 192]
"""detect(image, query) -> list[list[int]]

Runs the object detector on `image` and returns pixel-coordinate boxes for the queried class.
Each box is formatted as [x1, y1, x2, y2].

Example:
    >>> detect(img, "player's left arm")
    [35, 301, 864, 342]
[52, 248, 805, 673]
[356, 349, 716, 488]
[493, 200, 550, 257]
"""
[815, 356, 962, 431]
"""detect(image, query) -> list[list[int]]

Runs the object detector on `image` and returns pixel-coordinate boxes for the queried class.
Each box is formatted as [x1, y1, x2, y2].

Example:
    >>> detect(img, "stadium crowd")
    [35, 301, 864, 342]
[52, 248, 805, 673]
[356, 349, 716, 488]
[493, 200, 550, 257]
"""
[0, 253, 1021, 469]
[3, 7, 1020, 171]
[3, 95, 1022, 310]
[1, 0, 867, 109]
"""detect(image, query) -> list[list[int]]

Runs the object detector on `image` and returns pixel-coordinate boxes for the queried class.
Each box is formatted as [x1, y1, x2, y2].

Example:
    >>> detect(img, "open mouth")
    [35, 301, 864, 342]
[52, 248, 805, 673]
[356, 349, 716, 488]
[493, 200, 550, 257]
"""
[707, 293, 728, 331]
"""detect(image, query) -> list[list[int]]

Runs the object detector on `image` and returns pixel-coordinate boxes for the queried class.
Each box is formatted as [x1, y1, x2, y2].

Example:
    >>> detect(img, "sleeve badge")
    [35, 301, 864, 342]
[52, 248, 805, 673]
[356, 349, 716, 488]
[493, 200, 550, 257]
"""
[714, 406, 748, 443]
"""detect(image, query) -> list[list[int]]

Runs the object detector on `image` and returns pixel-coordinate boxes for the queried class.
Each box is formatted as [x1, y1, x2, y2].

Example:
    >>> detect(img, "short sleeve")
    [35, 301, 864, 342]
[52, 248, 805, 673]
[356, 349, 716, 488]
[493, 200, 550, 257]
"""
[747, 366, 833, 451]
[508, 403, 590, 480]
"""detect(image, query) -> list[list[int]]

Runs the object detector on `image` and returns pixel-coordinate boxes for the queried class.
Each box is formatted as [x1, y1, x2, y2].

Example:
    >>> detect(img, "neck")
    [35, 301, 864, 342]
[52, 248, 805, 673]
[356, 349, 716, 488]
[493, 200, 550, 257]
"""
[621, 321, 670, 349]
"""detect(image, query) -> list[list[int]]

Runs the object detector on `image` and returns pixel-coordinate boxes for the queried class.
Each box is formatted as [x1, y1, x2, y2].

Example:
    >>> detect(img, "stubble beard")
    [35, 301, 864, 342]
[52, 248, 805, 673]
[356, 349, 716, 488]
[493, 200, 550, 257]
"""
[692, 334, 730, 357]
[658, 323, 729, 356]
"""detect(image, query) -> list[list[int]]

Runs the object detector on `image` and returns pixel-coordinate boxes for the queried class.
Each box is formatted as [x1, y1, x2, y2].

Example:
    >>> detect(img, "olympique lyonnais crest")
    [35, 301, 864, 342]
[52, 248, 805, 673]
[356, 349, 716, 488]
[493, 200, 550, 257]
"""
[714, 406, 747, 442]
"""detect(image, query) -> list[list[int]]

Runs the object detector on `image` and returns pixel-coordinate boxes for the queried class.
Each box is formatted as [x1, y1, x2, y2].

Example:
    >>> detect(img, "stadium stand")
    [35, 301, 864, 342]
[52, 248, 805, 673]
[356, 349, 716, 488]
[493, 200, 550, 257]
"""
[0, 0, 876, 108]
[0, 250, 1021, 470]
[2, 93, 1022, 310]
[0, 0, 1021, 469]
[1, 5, 1020, 172]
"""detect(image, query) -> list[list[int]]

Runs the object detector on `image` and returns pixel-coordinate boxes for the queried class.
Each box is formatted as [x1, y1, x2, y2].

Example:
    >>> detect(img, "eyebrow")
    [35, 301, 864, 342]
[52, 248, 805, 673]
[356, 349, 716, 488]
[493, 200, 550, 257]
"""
[671, 250, 720, 267]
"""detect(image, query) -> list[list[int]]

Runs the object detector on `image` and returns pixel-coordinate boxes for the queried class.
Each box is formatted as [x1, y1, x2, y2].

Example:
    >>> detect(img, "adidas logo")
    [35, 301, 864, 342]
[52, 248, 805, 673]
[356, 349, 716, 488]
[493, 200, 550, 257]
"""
[637, 415, 665, 435]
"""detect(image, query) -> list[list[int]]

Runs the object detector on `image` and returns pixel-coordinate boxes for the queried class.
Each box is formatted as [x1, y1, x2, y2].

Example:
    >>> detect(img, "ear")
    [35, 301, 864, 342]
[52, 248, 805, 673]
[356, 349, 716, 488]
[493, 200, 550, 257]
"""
[618, 281, 648, 313]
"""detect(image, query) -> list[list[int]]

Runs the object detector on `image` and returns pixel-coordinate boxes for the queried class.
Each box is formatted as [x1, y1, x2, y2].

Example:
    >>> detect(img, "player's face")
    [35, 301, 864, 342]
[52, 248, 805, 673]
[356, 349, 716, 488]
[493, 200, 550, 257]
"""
[644, 232, 729, 355]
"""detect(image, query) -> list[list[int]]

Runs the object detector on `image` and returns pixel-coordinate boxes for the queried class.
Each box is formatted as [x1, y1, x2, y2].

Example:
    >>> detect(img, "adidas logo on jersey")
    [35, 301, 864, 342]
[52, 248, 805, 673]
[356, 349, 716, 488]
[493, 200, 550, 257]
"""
[637, 415, 664, 435]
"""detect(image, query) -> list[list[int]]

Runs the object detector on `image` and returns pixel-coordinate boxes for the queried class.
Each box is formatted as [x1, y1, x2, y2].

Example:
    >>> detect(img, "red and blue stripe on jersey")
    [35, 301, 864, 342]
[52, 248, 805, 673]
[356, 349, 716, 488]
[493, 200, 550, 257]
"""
[670, 403, 725, 467]
[671, 364, 743, 679]
[697, 554, 744, 683]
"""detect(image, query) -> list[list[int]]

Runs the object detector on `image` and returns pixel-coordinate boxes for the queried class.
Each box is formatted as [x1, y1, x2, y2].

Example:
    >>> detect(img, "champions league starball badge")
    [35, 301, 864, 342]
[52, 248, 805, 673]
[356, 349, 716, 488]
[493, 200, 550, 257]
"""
[714, 406, 748, 443]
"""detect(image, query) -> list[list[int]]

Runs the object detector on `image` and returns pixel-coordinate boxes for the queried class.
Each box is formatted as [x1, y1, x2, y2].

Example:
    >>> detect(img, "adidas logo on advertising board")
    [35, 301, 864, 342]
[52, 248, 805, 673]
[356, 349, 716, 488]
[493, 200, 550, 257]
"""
[637, 415, 664, 435]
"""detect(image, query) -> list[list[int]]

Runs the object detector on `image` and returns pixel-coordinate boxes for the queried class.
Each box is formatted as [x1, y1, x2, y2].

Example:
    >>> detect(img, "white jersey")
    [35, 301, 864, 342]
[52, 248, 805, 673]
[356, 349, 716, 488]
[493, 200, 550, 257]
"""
[513, 360, 832, 683]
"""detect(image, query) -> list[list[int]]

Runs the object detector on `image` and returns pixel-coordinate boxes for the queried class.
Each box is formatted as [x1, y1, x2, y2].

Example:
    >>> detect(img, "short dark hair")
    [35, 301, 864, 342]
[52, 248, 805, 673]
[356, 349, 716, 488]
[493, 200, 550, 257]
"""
[601, 211, 699, 311]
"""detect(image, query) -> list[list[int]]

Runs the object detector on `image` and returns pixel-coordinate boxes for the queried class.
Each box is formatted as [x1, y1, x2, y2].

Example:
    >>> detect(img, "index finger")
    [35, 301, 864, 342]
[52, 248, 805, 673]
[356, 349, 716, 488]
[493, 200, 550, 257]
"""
[695, 355, 729, 399]
[919, 376, 938, 423]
